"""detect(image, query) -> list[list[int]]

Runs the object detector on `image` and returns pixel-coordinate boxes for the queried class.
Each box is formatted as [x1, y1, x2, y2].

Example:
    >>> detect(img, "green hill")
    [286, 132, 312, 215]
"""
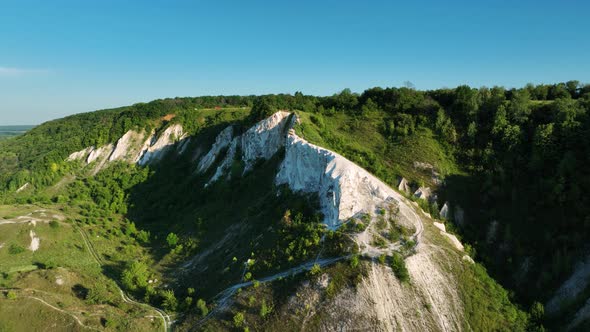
[1, 81, 589, 331]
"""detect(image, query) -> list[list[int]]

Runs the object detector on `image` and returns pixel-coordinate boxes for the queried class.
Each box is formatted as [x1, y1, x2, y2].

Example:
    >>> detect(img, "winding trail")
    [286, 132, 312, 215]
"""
[27, 295, 102, 331]
[194, 255, 350, 329]
[195, 193, 425, 329]
[76, 226, 171, 332]
[0, 287, 100, 331]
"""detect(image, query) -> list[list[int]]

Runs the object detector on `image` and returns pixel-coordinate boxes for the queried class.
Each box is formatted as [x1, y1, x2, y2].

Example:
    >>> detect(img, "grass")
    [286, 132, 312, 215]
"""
[294, 110, 461, 189]
[0, 205, 160, 331]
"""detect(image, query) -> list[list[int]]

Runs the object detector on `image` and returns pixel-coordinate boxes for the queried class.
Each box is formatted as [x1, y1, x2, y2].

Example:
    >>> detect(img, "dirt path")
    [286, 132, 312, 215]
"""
[76, 226, 171, 332]
[195, 255, 350, 328]
[27, 295, 101, 331]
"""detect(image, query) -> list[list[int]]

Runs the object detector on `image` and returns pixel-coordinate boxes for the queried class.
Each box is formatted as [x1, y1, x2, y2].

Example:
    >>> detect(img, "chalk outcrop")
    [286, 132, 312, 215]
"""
[414, 186, 432, 201]
[67, 147, 94, 162]
[440, 202, 449, 219]
[398, 177, 411, 194]
[241, 111, 291, 172]
[65, 124, 187, 171]
[87, 145, 114, 164]
[109, 130, 148, 163]
[138, 124, 185, 166]
[208, 138, 239, 185]
[277, 126, 411, 229]
[198, 126, 234, 173]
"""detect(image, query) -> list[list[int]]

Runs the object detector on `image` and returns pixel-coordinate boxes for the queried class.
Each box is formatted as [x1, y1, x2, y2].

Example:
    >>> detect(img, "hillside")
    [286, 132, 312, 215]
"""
[1, 82, 589, 331]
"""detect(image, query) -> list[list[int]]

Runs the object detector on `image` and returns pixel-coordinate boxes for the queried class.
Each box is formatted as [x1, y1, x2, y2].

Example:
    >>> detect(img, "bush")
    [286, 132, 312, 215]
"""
[260, 299, 273, 318]
[6, 290, 17, 300]
[8, 244, 25, 255]
[86, 282, 111, 304]
[197, 299, 208, 317]
[160, 290, 177, 311]
[121, 261, 149, 291]
[350, 255, 360, 269]
[166, 233, 179, 248]
[136, 230, 150, 244]
[390, 253, 410, 283]
[310, 263, 321, 276]
[233, 312, 245, 328]
[49, 220, 59, 229]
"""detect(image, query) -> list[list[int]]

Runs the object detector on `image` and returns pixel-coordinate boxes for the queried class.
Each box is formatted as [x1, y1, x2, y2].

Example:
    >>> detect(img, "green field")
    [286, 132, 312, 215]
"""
[0, 125, 34, 141]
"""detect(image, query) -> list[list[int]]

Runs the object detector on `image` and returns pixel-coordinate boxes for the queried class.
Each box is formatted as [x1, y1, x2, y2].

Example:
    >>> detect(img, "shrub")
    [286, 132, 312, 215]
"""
[197, 299, 208, 317]
[166, 233, 179, 248]
[310, 263, 321, 276]
[8, 244, 25, 255]
[49, 220, 59, 229]
[6, 290, 17, 300]
[161, 290, 177, 311]
[390, 252, 410, 283]
[233, 312, 245, 328]
[86, 282, 111, 304]
[350, 255, 360, 269]
[260, 299, 273, 318]
[121, 261, 149, 291]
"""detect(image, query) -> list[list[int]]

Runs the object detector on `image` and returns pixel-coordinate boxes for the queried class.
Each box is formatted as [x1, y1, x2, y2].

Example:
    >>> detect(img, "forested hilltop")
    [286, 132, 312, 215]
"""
[1, 80, 589, 330]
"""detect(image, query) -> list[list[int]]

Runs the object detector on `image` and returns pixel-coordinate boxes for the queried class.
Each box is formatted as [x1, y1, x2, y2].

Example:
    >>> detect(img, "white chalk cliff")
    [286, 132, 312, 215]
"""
[66, 124, 186, 170]
[203, 112, 419, 232]
[138, 124, 185, 166]
[197, 126, 234, 173]
[241, 111, 292, 172]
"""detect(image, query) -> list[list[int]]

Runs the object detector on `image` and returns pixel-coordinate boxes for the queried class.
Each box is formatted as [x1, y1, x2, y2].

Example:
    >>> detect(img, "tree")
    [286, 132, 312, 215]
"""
[361, 98, 380, 115]
[565, 80, 580, 98]
[86, 282, 111, 304]
[310, 263, 321, 276]
[6, 290, 17, 300]
[197, 299, 208, 317]
[507, 89, 531, 123]
[121, 261, 149, 291]
[166, 232, 179, 248]
[233, 312, 245, 328]
[334, 88, 358, 111]
[249, 96, 278, 121]
[453, 85, 479, 124]
[390, 253, 410, 282]
[161, 290, 177, 311]
[260, 299, 273, 318]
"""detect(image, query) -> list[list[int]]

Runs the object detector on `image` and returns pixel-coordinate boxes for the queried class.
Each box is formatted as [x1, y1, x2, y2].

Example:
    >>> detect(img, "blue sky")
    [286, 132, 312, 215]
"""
[1, 0, 589, 125]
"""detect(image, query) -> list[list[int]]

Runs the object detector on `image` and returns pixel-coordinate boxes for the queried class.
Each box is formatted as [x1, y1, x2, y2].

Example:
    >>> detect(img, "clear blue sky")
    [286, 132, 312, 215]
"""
[1, 0, 589, 125]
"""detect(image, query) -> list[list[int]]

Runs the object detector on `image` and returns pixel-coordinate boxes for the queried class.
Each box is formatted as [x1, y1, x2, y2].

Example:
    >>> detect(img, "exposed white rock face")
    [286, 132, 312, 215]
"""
[87, 144, 114, 164]
[547, 255, 590, 314]
[198, 126, 234, 173]
[414, 187, 432, 201]
[433, 221, 446, 232]
[486, 220, 499, 243]
[276, 122, 411, 230]
[398, 177, 411, 194]
[29, 230, 40, 252]
[208, 137, 239, 185]
[138, 124, 184, 166]
[440, 202, 449, 219]
[109, 130, 147, 162]
[177, 137, 192, 154]
[16, 182, 30, 193]
[454, 206, 465, 225]
[241, 111, 291, 172]
[67, 147, 94, 162]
